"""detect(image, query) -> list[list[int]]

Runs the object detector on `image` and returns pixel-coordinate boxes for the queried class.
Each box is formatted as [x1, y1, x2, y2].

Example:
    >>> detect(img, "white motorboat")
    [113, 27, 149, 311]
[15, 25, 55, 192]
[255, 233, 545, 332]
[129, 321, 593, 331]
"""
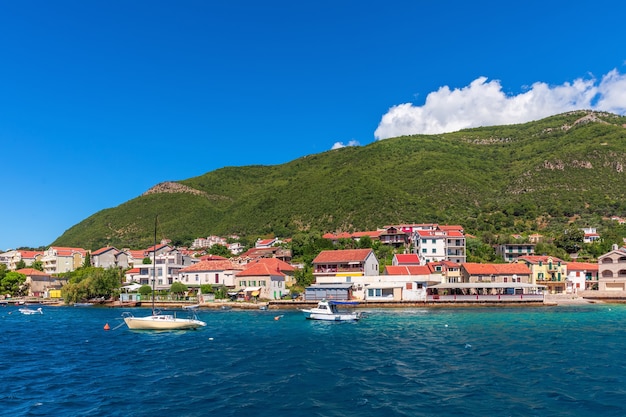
[19, 307, 43, 315]
[122, 310, 206, 330]
[301, 299, 361, 321]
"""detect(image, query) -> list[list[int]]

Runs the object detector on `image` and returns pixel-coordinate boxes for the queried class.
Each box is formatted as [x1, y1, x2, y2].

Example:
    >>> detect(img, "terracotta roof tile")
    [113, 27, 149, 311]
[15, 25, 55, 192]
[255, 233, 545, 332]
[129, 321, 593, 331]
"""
[312, 249, 373, 264]
[179, 260, 243, 273]
[463, 263, 531, 275]
[566, 262, 598, 271]
[236, 262, 285, 277]
[16, 268, 50, 276]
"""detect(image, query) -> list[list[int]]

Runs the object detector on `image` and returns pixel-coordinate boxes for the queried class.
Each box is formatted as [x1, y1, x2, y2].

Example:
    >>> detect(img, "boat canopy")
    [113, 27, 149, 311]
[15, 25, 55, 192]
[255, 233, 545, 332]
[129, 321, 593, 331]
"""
[328, 300, 359, 305]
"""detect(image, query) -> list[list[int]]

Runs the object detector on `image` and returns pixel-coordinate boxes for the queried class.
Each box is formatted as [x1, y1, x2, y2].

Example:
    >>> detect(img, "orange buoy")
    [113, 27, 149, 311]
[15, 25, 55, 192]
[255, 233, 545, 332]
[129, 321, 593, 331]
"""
[104, 323, 110, 330]
[274, 316, 281, 321]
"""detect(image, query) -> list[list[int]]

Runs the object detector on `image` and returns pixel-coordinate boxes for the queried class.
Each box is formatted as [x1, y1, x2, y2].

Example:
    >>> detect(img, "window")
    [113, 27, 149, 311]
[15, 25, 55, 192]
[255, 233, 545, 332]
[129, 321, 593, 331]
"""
[215, 273, 219, 284]
[195, 274, 199, 282]
[432, 248, 436, 253]
[422, 248, 427, 253]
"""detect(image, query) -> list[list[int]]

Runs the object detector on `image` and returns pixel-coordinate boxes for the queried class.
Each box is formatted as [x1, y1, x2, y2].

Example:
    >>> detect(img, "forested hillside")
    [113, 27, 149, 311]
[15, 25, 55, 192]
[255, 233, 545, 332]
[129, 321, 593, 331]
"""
[52, 110, 626, 250]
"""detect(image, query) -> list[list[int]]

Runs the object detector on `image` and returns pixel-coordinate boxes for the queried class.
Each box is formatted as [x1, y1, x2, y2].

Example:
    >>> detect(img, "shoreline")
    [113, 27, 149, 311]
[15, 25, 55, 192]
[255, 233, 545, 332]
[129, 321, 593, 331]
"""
[7, 292, 625, 309]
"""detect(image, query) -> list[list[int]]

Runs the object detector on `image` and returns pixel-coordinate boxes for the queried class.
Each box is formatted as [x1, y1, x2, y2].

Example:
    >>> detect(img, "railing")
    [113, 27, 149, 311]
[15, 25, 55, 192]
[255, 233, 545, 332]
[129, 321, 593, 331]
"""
[429, 294, 544, 303]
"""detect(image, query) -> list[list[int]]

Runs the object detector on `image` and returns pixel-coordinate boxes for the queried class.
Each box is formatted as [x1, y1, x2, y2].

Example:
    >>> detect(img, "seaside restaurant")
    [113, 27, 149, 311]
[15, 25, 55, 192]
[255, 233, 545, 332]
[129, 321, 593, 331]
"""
[427, 282, 546, 302]
[304, 283, 354, 301]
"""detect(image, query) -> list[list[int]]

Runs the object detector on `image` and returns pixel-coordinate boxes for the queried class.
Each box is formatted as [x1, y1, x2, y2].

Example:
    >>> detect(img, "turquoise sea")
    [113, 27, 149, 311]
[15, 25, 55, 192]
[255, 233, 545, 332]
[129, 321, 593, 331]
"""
[2, 303, 626, 417]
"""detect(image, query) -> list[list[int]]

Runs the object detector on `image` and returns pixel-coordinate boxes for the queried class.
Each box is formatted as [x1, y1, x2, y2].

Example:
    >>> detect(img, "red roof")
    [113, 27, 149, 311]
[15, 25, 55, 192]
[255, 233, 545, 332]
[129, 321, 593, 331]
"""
[91, 247, 118, 256]
[566, 262, 598, 271]
[313, 249, 373, 264]
[18, 250, 43, 259]
[50, 246, 87, 256]
[236, 262, 285, 277]
[128, 250, 147, 259]
[385, 265, 431, 275]
[247, 257, 295, 272]
[394, 254, 420, 265]
[16, 268, 49, 276]
[517, 255, 565, 264]
[179, 260, 243, 273]
[463, 263, 532, 275]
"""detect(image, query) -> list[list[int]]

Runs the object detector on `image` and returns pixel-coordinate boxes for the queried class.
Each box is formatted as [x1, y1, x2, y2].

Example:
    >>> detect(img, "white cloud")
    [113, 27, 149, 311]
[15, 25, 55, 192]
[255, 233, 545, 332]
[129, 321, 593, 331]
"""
[374, 69, 626, 139]
[331, 140, 360, 150]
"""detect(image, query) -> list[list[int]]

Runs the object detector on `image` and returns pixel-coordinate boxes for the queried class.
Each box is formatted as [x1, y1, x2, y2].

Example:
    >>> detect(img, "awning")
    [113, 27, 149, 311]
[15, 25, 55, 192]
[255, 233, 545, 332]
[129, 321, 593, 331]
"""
[251, 291, 260, 297]
[121, 283, 142, 291]
[244, 287, 262, 292]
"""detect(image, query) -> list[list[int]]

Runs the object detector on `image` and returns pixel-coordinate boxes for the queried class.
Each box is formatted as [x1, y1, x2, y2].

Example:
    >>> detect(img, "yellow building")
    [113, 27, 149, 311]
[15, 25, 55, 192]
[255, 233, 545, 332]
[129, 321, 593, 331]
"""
[517, 255, 567, 293]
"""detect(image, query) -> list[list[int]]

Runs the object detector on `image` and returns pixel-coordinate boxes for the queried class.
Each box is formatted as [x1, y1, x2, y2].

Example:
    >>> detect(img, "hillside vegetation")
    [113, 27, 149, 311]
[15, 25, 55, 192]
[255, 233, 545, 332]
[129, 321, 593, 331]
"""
[53, 110, 626, 250]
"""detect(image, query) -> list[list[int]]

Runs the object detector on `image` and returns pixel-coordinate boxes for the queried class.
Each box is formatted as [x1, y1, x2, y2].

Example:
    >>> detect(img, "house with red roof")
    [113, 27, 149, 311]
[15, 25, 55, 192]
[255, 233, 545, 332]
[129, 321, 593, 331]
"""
[377, 226, 409, 249]
[41, 246, 88, 274]
[91, 247, 121, 269]
[461, 263, 533, 285]
[255, 238, 279, 249]
[412, 226, 467, 265]
[0, 250, 44, 270]
[16, 268, 61, 297]
[235, 260, 290, 300]
[366, 264, 437, 301]
[565, 262, 598, 293]
[517, 255, 567, 293]
[312, 249, 379, 279]
[392, 253, 420, 266]
[178, 259, 244, 288]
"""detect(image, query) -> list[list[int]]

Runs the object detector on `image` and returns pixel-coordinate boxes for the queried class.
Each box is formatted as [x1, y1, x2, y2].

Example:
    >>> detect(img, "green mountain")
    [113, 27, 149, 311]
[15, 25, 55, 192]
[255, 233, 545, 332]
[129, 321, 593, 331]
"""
[53, 110, 626, 250]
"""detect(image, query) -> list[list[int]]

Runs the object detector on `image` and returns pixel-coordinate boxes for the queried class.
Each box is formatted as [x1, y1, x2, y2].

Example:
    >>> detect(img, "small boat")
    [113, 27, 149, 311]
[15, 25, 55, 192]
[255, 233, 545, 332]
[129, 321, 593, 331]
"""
[122, 310, 206, 330]
[19, 307, 43, 315]
[122, 215, 207, 331]
[74, 302, 94, 307]
[301, 299, 361, 321]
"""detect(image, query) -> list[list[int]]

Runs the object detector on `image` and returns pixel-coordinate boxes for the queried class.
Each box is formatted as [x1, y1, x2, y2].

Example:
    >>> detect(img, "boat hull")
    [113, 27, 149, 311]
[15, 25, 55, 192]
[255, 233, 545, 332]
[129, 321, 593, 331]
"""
[301, 310, 360, 321]
[19, 307, 43, 315]
[123, 315, 206, 330]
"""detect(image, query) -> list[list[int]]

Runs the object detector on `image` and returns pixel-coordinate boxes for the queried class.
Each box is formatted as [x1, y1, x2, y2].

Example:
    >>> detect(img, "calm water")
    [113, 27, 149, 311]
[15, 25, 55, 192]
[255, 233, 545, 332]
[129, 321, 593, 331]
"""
[2, 303, 626, 417]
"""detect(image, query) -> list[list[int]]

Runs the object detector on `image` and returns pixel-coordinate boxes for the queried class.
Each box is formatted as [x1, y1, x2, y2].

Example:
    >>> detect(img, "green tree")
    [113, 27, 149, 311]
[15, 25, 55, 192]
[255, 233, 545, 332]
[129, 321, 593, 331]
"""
[0, 271, 28, 296]
[209, 244, 232, 257]
[15, 260, 26, 270]
[83, 252, 91, 268]
[139, 285, 153, 296]
[554, 227, 585, 254]
[294, 265, 314, 289]
[30, 260, 44, 271]
[357, 235, 373, 249]
[170, 281, 188, 299]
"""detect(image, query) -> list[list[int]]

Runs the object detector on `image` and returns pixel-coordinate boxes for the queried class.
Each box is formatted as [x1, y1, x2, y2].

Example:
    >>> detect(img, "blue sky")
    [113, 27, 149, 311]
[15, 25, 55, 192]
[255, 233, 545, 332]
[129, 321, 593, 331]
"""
[1, 0, 625, 251]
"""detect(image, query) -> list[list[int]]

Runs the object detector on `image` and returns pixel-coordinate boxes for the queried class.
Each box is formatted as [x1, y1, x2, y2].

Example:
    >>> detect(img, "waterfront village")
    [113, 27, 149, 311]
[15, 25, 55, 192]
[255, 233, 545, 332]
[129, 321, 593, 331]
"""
[1, 222, 626, 307]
